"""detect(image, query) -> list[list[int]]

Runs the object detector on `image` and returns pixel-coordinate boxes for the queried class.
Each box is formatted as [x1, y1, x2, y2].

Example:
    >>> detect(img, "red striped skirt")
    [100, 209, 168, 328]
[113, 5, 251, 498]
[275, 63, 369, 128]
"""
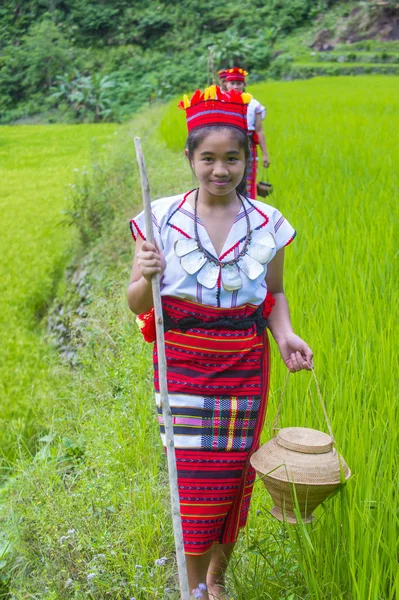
[153, 296, 272, 555]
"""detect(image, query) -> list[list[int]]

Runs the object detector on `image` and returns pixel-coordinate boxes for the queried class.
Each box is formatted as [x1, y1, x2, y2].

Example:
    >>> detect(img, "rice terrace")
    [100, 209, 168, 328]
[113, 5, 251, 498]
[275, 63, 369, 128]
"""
[0, 1, 398, 599]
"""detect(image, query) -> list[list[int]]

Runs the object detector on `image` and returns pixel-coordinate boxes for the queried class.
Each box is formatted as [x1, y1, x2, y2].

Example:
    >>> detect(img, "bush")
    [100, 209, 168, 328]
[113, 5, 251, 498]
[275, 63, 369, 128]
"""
[268, 54, 294, 79]
[22, 18, 73, 92]
[0, 17, 73, 110]
[51, 71, 116, 122]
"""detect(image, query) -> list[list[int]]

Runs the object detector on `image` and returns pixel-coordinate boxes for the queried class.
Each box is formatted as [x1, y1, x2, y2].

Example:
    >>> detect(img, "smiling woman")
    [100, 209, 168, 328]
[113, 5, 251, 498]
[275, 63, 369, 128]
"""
[127, 85, 312, 600]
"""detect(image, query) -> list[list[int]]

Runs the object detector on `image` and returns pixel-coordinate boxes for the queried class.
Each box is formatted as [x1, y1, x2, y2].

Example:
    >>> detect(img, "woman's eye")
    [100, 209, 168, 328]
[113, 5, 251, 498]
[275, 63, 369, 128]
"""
[227, 157, 238, 163]
[203, 157, 213, 163]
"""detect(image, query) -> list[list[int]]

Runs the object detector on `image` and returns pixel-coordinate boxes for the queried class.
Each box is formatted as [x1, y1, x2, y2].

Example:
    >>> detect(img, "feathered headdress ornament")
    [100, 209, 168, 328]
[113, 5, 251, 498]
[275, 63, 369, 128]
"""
[178, 85, 252, 133]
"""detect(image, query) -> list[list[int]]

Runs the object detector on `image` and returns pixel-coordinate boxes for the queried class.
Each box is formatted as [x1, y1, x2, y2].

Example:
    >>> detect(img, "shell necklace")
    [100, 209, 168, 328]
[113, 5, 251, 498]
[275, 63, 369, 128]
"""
[174, 188, 276, 291]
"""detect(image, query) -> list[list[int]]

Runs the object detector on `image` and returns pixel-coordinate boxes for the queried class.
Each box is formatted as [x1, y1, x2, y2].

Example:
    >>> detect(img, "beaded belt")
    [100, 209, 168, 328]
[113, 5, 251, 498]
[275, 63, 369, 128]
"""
[163, 303, 269, 336]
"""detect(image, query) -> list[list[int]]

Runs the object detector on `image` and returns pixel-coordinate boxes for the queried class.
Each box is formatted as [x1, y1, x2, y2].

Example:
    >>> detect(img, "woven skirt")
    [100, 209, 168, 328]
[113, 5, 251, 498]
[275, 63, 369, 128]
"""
[154, 296, 271, 555]
[246, 139, 258, 200]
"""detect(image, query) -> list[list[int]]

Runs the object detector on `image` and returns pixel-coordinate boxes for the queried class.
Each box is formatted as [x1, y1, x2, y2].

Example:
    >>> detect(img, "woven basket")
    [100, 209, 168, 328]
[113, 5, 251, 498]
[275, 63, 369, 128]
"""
[250, 427, 351, 523]
[256, 181, 273, 197]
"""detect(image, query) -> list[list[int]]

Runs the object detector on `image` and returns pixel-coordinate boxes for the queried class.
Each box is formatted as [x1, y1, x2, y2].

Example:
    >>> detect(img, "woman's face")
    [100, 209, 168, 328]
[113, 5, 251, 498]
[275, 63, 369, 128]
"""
[187, 129, 246, 197]
[226, 80, 245, 92]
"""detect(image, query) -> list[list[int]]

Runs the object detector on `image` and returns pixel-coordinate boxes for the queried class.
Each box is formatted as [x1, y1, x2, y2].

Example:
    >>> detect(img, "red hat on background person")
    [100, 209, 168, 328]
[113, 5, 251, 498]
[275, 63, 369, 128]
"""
[225, 67, 248, 83]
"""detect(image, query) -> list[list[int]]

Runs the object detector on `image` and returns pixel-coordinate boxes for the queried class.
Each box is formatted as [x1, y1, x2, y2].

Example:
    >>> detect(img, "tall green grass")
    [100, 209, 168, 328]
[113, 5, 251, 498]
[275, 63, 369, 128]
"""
[3, 77, 398, 599]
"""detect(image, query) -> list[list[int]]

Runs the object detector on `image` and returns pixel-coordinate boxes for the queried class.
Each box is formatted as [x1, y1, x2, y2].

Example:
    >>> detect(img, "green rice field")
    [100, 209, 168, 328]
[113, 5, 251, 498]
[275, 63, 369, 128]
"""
[0, 123, 116, 469]
[2, 77, 398, 598]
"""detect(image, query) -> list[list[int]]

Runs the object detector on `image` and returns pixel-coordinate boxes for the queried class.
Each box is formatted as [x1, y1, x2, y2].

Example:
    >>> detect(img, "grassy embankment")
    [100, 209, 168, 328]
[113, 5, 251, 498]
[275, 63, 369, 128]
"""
[2, 76, 399, 599]
[0, 123, 116, 469]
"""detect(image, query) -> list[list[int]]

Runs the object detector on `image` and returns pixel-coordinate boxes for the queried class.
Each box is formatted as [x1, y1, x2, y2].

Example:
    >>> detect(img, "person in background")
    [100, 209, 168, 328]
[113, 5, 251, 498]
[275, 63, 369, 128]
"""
[217, 69, 228, 92]
[225, 67, 270, 199]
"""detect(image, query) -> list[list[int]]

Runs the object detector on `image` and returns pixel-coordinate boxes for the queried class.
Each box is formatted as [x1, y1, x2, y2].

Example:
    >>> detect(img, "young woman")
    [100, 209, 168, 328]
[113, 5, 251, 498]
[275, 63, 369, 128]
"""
[225, 68, 270, 199]
[128, 86, 312, 600]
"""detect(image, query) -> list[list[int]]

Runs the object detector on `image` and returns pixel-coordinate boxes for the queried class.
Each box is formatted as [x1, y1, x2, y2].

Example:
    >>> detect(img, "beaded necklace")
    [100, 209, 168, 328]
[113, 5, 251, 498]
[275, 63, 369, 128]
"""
[174, 189, 276, 292]
[193, 187, 252, 265]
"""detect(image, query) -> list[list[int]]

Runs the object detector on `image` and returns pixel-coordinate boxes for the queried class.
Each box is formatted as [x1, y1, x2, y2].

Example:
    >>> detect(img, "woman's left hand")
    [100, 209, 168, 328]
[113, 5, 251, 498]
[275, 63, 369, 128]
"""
[276, 333, 313, 372]
[262, 155, 270, 168]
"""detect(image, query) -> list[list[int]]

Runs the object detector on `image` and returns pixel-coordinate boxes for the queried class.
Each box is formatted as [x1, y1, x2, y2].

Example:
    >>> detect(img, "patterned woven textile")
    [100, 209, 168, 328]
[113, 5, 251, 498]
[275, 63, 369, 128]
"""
[154, 296, 271, 553]
[157, 394, 261, 451]
[246, 138, 258, 200]
[154, 296, 267, 397]
[176, 449, 256, 555]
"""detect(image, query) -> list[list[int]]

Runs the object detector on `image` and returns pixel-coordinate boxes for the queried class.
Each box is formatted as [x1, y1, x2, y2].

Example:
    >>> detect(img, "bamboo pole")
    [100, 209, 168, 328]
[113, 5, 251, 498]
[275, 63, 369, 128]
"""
[134, 137, 190, 600]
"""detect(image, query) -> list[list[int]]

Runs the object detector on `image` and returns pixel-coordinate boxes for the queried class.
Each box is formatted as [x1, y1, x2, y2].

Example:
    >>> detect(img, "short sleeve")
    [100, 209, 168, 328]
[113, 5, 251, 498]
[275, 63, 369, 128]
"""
[272, 209, 296, 250]
[255, 102, 266, 120]
[130, 210, 145, 241]
[129, 208, 163, 249]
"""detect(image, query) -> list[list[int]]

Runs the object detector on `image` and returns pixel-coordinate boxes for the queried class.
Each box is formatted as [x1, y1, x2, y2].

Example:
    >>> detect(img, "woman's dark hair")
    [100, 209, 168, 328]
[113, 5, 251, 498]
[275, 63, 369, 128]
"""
[186, 125, 250, 197]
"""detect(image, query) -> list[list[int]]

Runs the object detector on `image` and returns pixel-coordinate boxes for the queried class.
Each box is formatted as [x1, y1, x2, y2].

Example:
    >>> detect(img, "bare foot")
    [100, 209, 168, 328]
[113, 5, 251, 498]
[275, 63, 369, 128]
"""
[208, 584, 228, 600]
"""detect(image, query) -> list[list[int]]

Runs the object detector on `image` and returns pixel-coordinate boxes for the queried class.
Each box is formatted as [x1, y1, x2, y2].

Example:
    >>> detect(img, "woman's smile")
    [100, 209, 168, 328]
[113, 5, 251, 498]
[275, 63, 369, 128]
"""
[210, 179, 230, 186]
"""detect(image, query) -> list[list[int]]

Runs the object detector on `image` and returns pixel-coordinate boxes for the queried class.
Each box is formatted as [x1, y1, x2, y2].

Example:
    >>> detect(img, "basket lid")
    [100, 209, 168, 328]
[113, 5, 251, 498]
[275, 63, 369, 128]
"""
[276, 427, 333, 454]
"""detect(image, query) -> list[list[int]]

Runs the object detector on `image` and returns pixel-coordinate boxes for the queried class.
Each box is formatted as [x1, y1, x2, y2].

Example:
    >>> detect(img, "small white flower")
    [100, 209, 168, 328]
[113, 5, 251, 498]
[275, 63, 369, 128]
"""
[87, 572, 96, 581]
[65, 578, 73, 587]
[155, 556, 167, 566]
[67, 529, 76, 535]
[59, 535, 70, 545]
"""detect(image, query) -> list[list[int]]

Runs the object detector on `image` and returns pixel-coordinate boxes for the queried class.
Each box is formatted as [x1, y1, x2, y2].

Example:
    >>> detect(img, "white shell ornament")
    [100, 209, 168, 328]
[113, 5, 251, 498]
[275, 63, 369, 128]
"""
[239, 254, 265, 280]
[221, 263, 242, 291]
[174, 238, 199, 257]
[180, 249, 207, 274]
[197, 261, 220, 289]
[247, 241, 274, 264]
[258, 231, 276, 249]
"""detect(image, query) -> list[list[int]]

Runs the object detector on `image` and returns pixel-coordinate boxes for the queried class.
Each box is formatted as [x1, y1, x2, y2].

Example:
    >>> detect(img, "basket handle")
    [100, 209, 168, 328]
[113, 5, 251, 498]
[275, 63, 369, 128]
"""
[272, 367, 335, 443]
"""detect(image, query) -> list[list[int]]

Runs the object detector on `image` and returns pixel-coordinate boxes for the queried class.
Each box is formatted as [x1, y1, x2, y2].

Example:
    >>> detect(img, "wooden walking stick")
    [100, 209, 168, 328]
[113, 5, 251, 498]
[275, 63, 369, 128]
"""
[134, 137, 190, 600]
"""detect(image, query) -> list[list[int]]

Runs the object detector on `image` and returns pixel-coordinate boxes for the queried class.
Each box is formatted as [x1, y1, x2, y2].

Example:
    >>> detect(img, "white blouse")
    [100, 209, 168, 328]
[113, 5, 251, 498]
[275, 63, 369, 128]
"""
[247, 98, 266, 132]
[130, 191, 295, 309]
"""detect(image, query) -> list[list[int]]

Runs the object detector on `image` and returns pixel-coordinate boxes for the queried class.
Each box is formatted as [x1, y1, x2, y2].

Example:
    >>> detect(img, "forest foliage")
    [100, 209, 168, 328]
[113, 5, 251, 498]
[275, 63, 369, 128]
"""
[0, 0, 342, 123]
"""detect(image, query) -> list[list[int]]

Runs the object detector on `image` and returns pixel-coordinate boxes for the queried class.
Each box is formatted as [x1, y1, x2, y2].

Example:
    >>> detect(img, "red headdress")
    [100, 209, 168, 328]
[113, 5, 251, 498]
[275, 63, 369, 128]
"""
[225, 67, 248, 83]
[217, 69, 228, 80]
[178, 85, 252, 133]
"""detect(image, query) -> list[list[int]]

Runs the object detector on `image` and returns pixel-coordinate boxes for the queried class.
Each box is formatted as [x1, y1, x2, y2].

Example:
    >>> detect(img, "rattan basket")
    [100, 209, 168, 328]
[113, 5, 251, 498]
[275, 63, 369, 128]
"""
[256, 168, 273, 197]
[257, 181, 273, 197]
[250, 370, 351, 523]
[250, 427, 351, 523]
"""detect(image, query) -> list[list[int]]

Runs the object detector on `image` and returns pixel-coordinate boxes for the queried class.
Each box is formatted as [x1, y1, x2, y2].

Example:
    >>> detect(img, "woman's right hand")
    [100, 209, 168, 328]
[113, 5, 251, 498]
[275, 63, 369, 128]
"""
[136, 241, 166, 282]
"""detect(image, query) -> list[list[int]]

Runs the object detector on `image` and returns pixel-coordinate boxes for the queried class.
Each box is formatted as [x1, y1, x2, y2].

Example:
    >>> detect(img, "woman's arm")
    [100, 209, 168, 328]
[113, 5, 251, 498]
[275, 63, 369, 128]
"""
[266, 248, 313, 372]
[255, 112, 270, 168]
[127, 237, 165, 314]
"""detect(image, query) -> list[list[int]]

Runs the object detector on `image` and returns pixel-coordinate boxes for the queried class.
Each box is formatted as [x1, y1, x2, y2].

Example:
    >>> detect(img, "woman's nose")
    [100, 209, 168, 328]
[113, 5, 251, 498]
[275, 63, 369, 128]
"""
[213, 161, 228, 176]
